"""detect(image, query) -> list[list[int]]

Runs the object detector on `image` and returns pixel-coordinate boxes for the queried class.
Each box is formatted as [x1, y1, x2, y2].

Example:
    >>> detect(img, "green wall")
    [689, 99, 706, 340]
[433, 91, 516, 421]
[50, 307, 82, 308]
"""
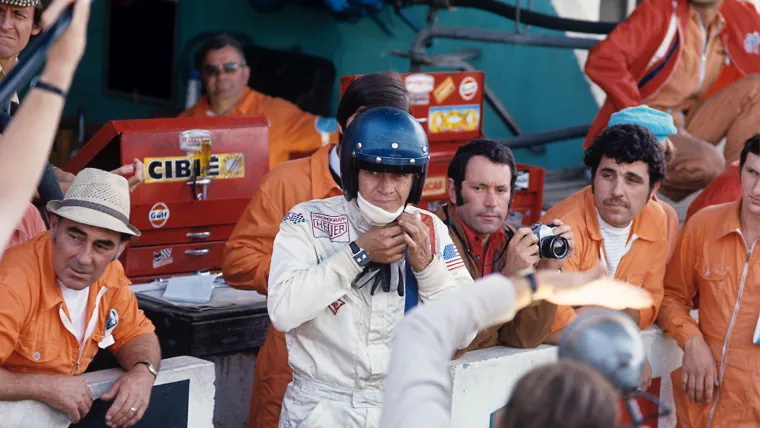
[64, 0, 598, 170]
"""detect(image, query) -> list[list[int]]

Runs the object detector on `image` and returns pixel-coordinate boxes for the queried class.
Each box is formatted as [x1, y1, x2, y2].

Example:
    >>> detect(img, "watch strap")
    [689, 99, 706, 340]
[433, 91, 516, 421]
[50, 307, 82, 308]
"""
[524, 272, 538, 294]
[31, 77, 67, 98]
[349, 241, 361, 255]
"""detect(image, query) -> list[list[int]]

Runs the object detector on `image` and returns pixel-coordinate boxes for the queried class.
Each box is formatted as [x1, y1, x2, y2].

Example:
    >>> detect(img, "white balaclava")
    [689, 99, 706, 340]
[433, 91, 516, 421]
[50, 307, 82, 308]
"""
[356, 192, 405, 227]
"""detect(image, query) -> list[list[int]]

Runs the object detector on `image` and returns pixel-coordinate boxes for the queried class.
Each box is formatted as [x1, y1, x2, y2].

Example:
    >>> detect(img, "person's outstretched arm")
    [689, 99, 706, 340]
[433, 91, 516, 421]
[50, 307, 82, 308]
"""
[0, 0, 90, 257]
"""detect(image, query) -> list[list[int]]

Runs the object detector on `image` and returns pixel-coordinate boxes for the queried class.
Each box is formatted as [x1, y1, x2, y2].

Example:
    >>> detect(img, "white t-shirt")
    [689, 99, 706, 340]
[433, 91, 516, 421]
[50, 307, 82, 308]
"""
[59, 282, 90, 345]
[596, 210, 632, 278]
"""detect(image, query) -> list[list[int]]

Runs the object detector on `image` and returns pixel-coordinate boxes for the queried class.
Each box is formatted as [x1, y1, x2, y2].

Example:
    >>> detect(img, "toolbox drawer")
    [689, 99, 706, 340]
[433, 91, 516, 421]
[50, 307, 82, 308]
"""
[129, 224, 236, 247]
[124, 240, 226, 278]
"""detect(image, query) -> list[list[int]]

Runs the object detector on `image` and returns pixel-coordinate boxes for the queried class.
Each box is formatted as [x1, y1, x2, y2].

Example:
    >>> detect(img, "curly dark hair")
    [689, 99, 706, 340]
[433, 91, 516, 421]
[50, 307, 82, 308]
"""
[447, 139, 517, 206]
[584, 124, 666, 190]
[739, 134, 760, 173]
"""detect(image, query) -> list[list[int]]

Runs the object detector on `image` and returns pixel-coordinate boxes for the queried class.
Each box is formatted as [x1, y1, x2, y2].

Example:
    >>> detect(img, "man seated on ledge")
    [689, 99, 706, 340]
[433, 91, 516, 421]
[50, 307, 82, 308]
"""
[434, 139, 568, 355]
[179, 33, 338, 169]
[0, 169, 160, 428]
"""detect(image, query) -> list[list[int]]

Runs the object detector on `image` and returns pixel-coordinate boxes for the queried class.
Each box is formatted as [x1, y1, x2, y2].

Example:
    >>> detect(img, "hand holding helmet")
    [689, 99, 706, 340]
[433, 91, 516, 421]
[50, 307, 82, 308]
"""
[397, 212, 433, 271]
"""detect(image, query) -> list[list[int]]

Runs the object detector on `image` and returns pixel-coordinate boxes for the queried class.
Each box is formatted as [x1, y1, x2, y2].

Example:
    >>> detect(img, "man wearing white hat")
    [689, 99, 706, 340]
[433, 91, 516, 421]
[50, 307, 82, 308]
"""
[0, 168, 160, 428]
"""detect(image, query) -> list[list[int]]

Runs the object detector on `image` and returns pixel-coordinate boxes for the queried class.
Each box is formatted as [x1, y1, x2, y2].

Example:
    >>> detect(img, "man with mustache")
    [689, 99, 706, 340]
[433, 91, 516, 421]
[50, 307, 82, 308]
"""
[434, 139, 568, 354]
[583, 0, 760, 203]
[179, 34, 338, 169]
[542, 124, 668, 346]
[0, 168, 160, 428]
[658, 134, 760, 427]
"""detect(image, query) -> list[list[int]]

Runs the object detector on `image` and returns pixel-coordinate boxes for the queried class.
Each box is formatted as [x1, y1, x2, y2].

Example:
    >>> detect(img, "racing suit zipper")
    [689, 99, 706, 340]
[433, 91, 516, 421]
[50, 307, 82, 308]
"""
[706, 239, 755, 427]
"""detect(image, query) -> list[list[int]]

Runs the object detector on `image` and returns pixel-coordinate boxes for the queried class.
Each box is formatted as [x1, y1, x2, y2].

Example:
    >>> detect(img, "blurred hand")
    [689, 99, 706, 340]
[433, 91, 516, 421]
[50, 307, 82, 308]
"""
[42, 0, 91, 84]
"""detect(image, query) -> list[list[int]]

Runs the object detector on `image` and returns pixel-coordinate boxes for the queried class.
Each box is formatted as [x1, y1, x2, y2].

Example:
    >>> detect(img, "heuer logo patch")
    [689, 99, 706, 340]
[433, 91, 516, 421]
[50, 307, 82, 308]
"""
[329, 299, 346, 315]
[311, 213, 349, 242]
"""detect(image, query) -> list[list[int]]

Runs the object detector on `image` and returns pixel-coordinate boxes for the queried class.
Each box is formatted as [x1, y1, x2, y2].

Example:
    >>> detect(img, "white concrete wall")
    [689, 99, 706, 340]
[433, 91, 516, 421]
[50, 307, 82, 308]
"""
[449, 326, 683, 428]
[0, 356, 216, 428]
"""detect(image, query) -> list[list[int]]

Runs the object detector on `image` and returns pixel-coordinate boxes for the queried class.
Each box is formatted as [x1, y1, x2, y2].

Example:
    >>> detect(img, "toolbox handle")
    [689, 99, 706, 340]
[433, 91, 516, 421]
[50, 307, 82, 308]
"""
[186, 232, 212, 239]
[185, 249, 210, 256]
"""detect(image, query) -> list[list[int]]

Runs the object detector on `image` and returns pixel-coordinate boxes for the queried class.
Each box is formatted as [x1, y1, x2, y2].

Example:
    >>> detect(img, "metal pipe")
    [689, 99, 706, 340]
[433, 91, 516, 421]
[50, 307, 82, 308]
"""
[497, 124, 591, 150]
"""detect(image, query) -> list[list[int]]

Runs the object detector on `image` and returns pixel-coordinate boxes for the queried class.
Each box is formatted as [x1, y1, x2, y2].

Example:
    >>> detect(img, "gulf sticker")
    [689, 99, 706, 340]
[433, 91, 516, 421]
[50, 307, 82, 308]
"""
[144, 153, 245, 183]
[459, 77, 478, 101]
[428, 105, 480, 134]
[149, 203, 170, 229]
[422, 176, 447, 198]
[433, 77, 455, 104]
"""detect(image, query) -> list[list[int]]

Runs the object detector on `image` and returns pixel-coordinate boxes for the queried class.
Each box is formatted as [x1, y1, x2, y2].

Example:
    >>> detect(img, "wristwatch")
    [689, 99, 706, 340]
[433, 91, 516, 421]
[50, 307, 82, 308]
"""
[349, 241, 371, 268]
[133, 361, 158, 379]
[518, 267, 538, 294]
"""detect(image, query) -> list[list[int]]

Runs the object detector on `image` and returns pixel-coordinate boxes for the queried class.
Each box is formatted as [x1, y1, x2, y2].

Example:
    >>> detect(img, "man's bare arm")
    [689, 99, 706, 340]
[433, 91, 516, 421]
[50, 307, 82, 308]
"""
[114, 333, 161, 372]
[0, 366, 93, 423]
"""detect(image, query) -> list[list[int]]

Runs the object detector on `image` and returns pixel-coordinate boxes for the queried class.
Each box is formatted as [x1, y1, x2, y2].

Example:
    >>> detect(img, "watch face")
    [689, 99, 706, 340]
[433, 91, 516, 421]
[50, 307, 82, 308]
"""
[354, 249, 370, 266]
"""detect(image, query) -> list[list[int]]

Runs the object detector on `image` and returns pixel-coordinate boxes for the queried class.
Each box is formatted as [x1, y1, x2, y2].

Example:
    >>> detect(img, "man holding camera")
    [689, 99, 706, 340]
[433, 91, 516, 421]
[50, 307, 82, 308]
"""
[543, 124, 669, 345]
[435, 139, 570, 354]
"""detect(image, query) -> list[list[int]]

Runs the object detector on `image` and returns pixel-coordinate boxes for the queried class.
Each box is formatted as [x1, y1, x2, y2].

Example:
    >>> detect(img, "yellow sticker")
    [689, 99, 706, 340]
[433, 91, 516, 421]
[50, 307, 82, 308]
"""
[144, 153, 245, 183]
[428, 105, 480, 134]
[433, 77, 455, 104]
[422, 176, 447, 198]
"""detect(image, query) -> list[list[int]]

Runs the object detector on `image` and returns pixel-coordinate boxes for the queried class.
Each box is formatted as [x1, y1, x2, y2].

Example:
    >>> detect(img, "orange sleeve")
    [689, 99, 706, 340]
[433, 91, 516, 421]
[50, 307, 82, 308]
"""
[222, 185, 282, 295]
[550, 305, 578, 334]
[262, 96, 327, 168]
[657, 222, 702, 349]
[584, 0, 664, 110]
[0, 283, 28, 364]
[109, 270, 156, 354]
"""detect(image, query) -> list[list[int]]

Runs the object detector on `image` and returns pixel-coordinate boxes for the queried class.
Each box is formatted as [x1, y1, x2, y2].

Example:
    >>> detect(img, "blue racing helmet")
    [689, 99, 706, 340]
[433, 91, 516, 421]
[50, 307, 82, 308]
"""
[340, 106, 430, 205]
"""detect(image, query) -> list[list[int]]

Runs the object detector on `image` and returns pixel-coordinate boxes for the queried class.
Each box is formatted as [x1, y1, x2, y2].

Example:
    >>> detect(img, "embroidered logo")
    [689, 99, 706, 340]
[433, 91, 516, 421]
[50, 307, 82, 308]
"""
[283, 212, 306, 224]
[443, 244, 465, 271]
[311, 213, 349, 243]
[744, 31, 760, 54]
[329, 299, 346, 315]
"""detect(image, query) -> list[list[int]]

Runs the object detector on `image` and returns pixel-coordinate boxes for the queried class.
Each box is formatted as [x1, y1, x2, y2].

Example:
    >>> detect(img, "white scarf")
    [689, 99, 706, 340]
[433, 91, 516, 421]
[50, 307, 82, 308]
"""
[357, 192, 405, 226]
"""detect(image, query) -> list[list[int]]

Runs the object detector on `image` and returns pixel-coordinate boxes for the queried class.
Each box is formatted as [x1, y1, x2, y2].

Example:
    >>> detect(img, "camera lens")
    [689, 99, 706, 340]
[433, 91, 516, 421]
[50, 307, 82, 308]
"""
[540, 236, 569, 259]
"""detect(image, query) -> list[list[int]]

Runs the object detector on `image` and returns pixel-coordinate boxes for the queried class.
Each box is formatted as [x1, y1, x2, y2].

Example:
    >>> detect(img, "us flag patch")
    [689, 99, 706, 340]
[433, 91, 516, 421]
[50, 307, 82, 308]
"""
[283, 212, 306, 224]
[443, 244, 464, 271]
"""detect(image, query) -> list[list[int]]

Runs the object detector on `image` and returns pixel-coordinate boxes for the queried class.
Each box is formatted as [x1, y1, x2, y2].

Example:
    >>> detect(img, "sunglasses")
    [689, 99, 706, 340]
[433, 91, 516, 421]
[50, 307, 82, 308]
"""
[203, 62, 246, 76]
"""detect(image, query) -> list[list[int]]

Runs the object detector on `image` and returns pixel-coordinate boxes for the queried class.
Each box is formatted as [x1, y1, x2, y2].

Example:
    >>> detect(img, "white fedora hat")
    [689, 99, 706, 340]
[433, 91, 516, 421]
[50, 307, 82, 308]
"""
[47, 168, 141, 236]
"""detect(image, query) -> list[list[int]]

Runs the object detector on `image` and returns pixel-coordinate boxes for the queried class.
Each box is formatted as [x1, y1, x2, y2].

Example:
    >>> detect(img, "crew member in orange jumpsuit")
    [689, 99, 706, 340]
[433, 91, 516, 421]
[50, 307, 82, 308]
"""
[584, 0, 760, 202]
[659, 134, 760, 427]
[685, 160, 741, 222]
[222, 72, 409, 428]
[179, 34, 338, 169]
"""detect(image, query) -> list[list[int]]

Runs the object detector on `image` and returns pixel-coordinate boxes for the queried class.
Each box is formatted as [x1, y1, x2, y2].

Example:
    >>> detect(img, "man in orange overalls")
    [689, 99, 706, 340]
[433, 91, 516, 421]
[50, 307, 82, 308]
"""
[659, 134, 760, 427]
[179, 34, 338, 169]
[585, 0, 760, 202]
[222, 72, 409, 428]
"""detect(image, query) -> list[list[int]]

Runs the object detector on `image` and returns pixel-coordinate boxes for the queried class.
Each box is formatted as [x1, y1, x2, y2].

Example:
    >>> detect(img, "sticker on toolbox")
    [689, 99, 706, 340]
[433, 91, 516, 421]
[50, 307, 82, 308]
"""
[433, 77, 455, 104]
[405, 74, 435, 94]
[515, 170, 530, 190]
[428, 105, 480, 134]
[149, 202, 170, 229]
[409, 93, 430, 106]
[153, 248, 173, 269]
[422, 176, 447, 198]
[459, 77, 478, 101]
[144, 153, 245, 183]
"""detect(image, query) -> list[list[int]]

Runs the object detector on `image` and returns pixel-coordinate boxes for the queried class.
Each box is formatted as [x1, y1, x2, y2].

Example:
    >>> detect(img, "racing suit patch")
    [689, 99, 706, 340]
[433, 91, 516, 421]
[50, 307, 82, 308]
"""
[311, 213, 349, 243]
[329, 299, 346, 315]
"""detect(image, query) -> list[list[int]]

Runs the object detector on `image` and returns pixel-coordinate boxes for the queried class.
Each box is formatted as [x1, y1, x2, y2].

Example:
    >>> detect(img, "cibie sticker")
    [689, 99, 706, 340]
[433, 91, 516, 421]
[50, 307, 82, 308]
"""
[405, 74, 435, 94]
[149, 203, 170, 229]
[422, 176, 447, 198]
[311, 213, 349, 243]
[459, 77, 478, 101]
[144, 153, 245, 183]
[428, 105, 480, 134]
[153, 248, 173, 269]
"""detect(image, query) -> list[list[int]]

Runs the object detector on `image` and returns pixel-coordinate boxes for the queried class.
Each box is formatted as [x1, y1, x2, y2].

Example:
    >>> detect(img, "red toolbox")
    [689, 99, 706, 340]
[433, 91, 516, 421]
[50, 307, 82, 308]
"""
[341, 71, 545, 225]
[64, 117, 270, 282]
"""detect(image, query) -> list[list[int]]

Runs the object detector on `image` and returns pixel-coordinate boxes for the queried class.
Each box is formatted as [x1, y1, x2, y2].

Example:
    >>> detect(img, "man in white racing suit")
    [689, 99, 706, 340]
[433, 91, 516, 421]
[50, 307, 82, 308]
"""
[267, 106, 474, 428]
